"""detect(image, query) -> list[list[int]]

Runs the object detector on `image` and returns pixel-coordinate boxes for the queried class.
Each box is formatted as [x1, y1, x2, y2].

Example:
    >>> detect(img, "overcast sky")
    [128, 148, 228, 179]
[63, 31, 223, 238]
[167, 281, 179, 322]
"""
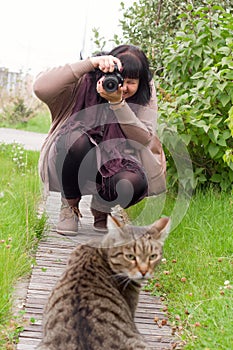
[0, 0, 133, 76]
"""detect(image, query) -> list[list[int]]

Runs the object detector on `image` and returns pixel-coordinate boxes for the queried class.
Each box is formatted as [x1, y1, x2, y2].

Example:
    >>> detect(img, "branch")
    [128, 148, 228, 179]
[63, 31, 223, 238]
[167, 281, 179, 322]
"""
[156, 0, 163, 26]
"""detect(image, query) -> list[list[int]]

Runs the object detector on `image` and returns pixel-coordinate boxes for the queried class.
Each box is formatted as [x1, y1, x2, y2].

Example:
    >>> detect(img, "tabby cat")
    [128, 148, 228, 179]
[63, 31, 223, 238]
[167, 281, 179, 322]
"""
[37, 216, 171, 350]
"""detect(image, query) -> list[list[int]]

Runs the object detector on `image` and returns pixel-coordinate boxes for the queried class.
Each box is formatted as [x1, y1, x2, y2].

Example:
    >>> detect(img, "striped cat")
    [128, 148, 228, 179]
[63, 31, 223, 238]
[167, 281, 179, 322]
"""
[37, 216, 171, 350]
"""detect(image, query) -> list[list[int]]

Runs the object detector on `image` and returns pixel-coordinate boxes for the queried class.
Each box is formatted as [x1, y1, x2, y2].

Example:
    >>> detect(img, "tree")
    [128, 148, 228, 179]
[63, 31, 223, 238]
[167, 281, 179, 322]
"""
[120, 0, 233, 71]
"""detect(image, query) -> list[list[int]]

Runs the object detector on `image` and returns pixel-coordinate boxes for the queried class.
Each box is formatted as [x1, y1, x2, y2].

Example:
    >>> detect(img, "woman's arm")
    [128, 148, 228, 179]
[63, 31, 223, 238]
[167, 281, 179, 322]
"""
[110, 80, 158, 147]
[33, 59, 95, 103]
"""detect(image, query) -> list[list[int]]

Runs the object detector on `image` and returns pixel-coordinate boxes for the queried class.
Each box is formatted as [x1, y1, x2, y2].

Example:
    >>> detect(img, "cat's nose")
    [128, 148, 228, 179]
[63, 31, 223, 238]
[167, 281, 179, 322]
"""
[139, 268, 148, 277]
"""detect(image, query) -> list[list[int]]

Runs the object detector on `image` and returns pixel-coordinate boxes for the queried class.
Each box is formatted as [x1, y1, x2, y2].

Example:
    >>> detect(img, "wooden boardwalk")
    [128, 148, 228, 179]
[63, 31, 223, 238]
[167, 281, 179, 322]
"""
[16, 192, 178, 350]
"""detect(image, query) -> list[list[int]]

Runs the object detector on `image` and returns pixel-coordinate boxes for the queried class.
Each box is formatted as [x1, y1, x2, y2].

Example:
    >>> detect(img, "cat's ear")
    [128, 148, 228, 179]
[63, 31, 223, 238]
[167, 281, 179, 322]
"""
[149, 217, 171, 245]
[110, 215, 124, 228]
[100, 219, 128, 248]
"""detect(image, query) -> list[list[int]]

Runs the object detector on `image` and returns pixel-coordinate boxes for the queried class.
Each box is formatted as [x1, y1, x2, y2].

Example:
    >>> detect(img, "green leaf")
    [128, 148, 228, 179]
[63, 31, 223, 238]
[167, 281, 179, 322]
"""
[186, 4, 193, 11]
[222, 130, 231, 140]
[208, 143, 219, 158]
[216, 82, 228, 92]
[228, 88, 233, 104]
[191, 72, 203, 79]
[176, 31, 186, 38]
[180, 134, 191, 145]
[196, 80, 205, 90]
[196, 21, 205, 34]
[193, 47, 202, 58]
[210, 174, 222, 183]
[217, 137, 227, 147]
[221, 57, 233, 69]
[226, 37, 233, 46]
[212, 5, 224, 11]
[197, 174, 207, 183]
[194, 167, 205, 175]
[220, 69, 233, 80]
[209, 129, 219, 143]
[218, 46, 231, 55]
[193, 56, 202, 71]
[191, 119, 209, 133]
[201, 134, 210, 147]
[203, 57, 214, 67]
[219, 93, 231, 107]
[228, 106, 233, 118]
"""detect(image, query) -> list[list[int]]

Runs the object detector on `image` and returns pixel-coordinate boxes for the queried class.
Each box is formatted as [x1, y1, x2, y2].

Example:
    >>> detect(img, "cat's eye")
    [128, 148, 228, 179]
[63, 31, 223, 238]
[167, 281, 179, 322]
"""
[149, 254, 158, 260]
[125, 254, 136, 261]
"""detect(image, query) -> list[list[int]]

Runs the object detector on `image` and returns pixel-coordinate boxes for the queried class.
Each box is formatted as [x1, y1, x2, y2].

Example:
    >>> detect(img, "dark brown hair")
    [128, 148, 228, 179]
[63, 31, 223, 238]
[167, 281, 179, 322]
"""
[109, 45, 152, 106]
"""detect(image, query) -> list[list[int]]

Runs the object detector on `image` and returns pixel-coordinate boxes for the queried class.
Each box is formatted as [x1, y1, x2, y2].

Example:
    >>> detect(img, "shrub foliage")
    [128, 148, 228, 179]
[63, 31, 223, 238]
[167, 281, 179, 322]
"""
[157, 5, 233, 190]
[119, 1, 233, 190]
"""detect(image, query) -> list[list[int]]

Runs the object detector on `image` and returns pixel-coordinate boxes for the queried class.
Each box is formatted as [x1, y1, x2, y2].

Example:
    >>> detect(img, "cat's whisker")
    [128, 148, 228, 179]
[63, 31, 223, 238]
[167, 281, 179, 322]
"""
[114, 273, 130, 284]
[107, 272, 126, 280]
[110, 273, 133, 290]
[122, 277, 132, 292]
[113, 273, 138, 292]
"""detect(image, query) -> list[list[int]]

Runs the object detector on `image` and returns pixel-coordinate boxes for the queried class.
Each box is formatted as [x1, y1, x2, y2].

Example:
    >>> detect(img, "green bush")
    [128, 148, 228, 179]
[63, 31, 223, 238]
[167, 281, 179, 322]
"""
[1, 97, 34, 125]
[157, 5, 233, 190]
[120, 0, 233, 73]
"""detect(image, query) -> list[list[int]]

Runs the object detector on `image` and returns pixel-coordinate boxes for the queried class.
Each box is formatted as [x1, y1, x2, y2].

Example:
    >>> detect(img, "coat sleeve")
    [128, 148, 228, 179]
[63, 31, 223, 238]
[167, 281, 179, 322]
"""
[33, 59, 95, 104]
[110, 80, 158, 148]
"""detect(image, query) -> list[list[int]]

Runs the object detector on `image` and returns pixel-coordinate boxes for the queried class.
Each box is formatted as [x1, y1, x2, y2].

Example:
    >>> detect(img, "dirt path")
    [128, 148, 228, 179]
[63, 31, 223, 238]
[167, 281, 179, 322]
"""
[0, 127, 46, 151]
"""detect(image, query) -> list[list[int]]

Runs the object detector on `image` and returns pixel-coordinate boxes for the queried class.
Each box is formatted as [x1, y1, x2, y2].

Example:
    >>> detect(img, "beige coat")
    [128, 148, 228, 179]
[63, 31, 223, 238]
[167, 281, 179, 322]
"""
[33, 58, 166, 197]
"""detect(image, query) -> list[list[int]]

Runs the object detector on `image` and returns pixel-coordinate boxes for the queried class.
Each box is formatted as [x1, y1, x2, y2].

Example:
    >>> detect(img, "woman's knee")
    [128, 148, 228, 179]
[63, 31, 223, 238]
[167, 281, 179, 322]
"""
[101, 171, 148, 208]
[68, 133, 92, 159]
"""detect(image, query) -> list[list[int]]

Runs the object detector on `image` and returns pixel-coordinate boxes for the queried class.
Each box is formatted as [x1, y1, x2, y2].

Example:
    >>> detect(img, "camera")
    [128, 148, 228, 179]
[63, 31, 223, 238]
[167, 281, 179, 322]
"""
[102, 65, 124, 93]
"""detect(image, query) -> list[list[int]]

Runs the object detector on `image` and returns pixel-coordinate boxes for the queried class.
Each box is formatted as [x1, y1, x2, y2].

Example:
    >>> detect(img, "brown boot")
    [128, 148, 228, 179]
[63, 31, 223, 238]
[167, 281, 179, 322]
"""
[56, 197, 82, 236]
[91, 207, 108, 233]
[90, 195, 111, 233]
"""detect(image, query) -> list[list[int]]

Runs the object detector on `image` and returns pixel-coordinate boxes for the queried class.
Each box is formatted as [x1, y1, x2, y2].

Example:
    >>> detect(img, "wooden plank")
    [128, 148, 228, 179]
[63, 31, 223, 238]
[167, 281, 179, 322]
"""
[16, 193, 178, 350]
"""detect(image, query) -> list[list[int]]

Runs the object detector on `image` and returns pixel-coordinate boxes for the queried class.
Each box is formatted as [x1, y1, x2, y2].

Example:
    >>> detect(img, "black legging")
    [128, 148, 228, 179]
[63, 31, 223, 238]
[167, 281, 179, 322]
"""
[56, 133, 148, 209]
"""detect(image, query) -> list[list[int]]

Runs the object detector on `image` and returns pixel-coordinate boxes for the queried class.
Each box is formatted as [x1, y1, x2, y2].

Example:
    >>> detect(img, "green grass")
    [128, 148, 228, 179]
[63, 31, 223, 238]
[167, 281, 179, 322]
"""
[128, 189, 233, 349]
[0, 142, 46, 348]
[0, 114, 232, 349]
[0, 110, 51, 134]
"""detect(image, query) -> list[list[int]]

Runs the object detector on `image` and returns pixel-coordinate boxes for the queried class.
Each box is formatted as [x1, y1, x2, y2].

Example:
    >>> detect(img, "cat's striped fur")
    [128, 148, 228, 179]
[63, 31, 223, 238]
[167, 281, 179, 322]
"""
[37, 217, 170, 350]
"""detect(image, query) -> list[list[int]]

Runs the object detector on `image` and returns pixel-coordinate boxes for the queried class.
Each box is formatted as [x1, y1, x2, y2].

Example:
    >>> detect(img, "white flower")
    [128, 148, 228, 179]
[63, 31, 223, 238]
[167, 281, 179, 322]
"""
[224, 280, 230, 286]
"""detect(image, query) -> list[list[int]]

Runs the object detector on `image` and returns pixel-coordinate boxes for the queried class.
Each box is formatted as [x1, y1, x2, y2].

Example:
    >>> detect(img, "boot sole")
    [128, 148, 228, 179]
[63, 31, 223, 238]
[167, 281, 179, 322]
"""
[56, 230, 78, 236]
[93, 226, 108, 233]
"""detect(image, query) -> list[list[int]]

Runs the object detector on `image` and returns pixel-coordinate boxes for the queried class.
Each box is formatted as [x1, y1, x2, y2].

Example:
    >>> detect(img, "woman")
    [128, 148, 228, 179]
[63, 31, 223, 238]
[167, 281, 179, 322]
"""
[33, 44, 166, 235]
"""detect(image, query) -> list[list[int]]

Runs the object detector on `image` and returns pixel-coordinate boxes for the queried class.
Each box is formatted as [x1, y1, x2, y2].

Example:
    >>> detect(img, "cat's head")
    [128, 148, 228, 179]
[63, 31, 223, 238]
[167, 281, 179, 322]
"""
[100, 217, 171, 282]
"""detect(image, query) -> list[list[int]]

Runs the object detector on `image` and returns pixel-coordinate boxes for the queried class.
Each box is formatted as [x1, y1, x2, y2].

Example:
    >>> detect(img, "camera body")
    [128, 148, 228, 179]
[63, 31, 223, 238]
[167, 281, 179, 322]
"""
[102, 65, 124, 93]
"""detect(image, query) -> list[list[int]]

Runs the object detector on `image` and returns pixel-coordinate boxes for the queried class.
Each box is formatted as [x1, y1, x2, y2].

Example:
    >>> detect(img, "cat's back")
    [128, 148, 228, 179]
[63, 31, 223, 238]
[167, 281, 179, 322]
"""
[39, 244, 143, 350]
[43, 243, 123, 318]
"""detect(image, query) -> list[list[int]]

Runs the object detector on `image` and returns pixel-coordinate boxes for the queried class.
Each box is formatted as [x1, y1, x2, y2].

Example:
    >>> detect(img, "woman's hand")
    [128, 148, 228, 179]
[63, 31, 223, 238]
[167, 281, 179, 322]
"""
[96, 76, 123, 103]
[89, 55, 122, 73]
[90, 55, 123, 103]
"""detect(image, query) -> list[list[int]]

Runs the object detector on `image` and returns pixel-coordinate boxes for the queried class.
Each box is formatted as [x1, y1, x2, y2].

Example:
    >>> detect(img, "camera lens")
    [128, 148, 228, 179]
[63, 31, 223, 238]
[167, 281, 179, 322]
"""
[102, 76, 119, 92]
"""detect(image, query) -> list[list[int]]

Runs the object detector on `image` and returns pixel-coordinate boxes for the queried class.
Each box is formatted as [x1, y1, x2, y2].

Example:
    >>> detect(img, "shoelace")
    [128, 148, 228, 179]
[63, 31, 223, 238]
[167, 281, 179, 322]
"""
[71, 206, 83, 219]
